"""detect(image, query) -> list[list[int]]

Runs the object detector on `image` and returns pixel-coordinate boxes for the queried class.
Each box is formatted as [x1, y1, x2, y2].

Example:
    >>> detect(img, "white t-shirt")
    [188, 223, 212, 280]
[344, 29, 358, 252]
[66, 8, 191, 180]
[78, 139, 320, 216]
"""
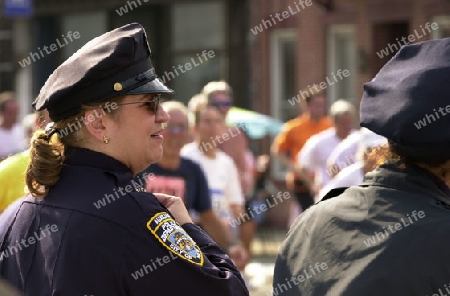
[298, 128, 357, 190]
[326, 131, 361, 173]
[181, 142, 244, 221]
[0, 124, 26, 159]
[317, 161, 364, 202]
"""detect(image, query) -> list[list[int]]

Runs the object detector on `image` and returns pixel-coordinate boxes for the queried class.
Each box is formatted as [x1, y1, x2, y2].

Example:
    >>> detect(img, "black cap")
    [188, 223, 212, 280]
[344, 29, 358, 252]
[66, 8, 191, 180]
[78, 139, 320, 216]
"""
[33, 23, 173, 122]
[360, 38, 450, 162]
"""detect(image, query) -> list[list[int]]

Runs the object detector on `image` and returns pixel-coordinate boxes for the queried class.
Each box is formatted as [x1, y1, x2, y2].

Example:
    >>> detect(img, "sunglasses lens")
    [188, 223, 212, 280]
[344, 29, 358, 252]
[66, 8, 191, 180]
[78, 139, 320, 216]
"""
[214, 101, 231, 107]
[146, 96, 160, 113]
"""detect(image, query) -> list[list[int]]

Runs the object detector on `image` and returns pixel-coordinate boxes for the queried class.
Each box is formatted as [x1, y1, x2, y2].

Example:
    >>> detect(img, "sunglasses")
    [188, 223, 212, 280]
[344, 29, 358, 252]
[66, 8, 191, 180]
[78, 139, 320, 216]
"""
[166, 125, 188, 133]
[116, 94, 161, 113]
[212, 100, 232, 107]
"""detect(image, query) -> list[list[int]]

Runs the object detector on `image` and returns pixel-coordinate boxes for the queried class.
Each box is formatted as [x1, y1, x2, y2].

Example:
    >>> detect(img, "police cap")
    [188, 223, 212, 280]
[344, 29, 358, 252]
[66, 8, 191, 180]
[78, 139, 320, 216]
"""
[33, 23, 173, 122]
[360, 38, 450, 162]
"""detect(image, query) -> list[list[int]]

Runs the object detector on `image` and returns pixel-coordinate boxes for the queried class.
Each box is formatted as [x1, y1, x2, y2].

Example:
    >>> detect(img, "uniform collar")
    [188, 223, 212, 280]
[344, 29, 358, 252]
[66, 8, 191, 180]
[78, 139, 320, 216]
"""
[362, 160, 450, 205]
[413, 163, 450, 197]
[64, 147, 133, 186]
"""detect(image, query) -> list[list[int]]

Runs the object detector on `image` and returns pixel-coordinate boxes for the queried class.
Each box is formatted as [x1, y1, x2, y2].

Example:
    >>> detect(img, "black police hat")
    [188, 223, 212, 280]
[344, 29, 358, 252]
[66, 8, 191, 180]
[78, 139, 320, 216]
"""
[360, 38, 450, 162]
[33, 23, 173, 122]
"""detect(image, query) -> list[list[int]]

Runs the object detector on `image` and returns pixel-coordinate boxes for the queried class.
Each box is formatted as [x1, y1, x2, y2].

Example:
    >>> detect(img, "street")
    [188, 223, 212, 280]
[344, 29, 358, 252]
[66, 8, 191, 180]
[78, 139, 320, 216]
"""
[245, 228, 287, 296]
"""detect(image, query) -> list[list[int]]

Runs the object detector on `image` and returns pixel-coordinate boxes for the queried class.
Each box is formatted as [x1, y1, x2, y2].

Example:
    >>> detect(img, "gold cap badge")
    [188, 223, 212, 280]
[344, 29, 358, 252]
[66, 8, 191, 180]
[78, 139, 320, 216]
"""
[114, 82, 123, 91]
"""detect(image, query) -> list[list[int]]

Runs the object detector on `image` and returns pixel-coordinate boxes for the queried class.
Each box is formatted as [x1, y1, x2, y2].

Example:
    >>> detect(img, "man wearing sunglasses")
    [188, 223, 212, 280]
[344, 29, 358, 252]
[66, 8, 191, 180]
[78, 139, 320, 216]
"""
[200, 81, 255, 270]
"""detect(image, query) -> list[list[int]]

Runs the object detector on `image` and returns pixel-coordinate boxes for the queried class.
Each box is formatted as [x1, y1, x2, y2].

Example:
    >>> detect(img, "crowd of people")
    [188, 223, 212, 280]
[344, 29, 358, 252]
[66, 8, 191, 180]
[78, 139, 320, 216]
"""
[3, 21, 450, 296]
[0, 67, 386, 252]
[0, 67, 383, 293]
[271, 90, 387, 218]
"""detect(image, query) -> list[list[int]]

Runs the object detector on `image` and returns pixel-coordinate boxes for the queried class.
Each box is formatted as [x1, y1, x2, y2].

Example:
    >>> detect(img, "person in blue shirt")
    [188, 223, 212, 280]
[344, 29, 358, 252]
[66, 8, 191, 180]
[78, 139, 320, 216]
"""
[138, 101, 231, 249]
[0, 23, 248, 296]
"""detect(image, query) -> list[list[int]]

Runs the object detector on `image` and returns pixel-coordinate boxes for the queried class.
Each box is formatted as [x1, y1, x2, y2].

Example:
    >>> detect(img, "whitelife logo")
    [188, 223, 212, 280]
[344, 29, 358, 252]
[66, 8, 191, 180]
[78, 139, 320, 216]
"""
[376, 22, 439, 59]
[158, 50, 215, 84]
[0, 224, 58, 261]
[363, 210, 425, 247]
[413, 104, 450, 130]
[251, 0, 312, 35]
[18, 31, 81, 68]
[288, 69, 350, 106]
[267, 262, 328, 296]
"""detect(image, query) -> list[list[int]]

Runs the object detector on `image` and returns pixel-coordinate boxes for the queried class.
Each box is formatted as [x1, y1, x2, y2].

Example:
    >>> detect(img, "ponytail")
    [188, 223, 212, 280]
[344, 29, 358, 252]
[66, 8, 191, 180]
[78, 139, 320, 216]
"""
[26, 130, 65, 197]
[25, 112, 88, 197]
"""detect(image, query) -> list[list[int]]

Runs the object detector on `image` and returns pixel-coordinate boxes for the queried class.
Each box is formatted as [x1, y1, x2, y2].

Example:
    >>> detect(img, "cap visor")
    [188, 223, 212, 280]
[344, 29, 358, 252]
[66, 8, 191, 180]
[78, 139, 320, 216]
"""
[126, 78, 174, 95]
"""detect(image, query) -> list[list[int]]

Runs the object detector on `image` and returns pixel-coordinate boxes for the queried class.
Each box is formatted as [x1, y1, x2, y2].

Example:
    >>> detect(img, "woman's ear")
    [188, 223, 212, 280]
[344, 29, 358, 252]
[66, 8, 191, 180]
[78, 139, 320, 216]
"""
[83, 108, 108, 143]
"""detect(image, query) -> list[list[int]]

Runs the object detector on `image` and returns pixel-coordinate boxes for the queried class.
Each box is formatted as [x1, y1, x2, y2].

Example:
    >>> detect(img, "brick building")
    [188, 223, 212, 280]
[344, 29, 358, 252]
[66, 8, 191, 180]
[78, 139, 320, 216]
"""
[249, 0, 450, 226]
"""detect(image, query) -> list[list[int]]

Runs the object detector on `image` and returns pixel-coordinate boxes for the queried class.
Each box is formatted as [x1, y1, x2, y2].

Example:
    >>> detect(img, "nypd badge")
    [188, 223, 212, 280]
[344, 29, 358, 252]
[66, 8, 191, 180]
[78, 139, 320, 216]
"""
[147, 212, 204, 266]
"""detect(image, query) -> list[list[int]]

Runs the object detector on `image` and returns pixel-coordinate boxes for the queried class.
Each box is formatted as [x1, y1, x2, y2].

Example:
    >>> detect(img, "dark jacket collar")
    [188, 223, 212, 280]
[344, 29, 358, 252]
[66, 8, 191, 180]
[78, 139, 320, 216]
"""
[64, 147, 133, 187]
[361, 160, 450, 206]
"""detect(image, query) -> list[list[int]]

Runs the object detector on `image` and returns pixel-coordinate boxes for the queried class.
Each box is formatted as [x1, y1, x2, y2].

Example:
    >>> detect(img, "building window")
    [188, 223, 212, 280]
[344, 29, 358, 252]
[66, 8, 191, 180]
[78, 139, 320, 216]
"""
[62, 12, 108, 60]
[327, 25, 357, 105]
[270, 30, 297, 180]
[432, 16, 450, 39]
[170, 1, 226, 103]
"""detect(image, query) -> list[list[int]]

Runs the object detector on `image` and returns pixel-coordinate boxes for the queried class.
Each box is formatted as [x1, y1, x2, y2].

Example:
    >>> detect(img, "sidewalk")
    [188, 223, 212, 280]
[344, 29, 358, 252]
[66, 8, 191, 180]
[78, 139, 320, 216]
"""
[244, 228, 288, 296]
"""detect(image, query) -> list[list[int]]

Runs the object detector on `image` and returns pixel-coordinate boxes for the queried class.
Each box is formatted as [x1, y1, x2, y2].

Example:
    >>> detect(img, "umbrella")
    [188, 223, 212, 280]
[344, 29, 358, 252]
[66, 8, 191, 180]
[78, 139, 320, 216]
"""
[226, 107, 284, 139]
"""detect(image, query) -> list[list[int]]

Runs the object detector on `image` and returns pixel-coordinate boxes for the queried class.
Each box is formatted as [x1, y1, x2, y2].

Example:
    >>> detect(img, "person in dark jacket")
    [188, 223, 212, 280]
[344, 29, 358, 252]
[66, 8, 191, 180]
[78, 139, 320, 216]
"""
[273, 37, 450, 296]
[0, 23, 248, 296]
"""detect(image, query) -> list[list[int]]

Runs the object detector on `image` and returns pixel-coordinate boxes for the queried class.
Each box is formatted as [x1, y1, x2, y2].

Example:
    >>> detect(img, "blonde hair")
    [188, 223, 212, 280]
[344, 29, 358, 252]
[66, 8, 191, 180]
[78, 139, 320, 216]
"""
[187, 94, 208, 126]
[330, 99, 356, 121]
[201, 81, 233, 102]
[26, 99, 122, 197]
[161, 101, 188, 116]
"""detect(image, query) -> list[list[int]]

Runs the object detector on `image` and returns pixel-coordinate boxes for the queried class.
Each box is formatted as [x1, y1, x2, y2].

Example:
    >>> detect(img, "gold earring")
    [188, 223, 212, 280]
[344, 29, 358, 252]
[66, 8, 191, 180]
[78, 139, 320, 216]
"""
[103, 135, 109, 144]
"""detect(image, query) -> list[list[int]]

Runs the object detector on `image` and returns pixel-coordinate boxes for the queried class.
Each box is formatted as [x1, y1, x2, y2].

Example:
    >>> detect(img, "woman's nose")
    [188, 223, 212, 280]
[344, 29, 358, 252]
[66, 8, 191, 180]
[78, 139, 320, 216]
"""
[156, 106, 170, 123]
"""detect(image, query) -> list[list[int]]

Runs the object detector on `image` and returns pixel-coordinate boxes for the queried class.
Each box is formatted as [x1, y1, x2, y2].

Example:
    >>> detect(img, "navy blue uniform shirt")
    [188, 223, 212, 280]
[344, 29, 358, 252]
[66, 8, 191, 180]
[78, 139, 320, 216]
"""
[0, 148, 248, 296]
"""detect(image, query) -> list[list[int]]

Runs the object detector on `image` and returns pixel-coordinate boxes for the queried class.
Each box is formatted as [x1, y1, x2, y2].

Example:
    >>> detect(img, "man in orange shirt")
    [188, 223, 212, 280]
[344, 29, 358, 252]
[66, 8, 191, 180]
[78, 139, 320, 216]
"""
[271, 91, 333, 212]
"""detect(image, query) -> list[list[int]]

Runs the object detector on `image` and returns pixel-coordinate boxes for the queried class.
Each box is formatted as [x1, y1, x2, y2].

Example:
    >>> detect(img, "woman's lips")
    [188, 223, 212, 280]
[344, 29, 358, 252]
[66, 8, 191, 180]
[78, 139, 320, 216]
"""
[151, 134, 163, 140]
[151, 129, 164, 140]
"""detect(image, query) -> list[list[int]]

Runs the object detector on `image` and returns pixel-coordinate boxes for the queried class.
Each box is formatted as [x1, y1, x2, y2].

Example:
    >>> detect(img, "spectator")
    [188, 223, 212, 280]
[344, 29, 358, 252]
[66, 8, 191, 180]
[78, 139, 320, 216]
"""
[271, 91, 333, 213]
[297, 99, 357, 199]
[240, 129, 257, 256]
[181, 96, 248, 270]
[22, 113, 38, 146]
[0, 92, 26, 160]
[200, 81, 255, 262]
[0, 110, 50, 212]
[317, 128, 387, 201]
[201, 81, 248, 192]
[137, 100, 231, 249]
[326, 130, 361, 177]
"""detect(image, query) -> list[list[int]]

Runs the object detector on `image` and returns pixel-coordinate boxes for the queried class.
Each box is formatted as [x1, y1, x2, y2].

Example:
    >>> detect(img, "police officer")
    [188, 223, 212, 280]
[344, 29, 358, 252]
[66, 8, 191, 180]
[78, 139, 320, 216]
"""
[273, 38, 450, 295]
[0, 23, 248, 296]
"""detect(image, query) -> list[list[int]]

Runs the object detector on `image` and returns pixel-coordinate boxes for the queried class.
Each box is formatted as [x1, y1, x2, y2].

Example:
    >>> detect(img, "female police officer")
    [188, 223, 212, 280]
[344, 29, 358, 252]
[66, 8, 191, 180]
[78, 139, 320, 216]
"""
[273, 38, 450, 295]
[0, 23, 248, 296]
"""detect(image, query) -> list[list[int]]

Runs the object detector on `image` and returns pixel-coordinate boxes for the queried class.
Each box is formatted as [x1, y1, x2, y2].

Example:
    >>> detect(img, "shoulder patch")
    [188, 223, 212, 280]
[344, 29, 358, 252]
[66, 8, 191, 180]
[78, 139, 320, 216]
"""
[147, 212, 204, 266]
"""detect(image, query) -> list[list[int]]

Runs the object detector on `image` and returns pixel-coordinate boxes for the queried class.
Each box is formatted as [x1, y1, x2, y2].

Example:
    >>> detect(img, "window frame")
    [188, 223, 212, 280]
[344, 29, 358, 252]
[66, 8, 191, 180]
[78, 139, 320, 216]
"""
[326, 24, 357, 106]
[270, 29, 297, 180]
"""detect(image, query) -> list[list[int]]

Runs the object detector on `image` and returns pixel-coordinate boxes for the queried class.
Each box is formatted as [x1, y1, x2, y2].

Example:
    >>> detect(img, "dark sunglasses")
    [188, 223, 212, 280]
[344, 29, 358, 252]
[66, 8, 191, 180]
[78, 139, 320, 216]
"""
[212, 100, 232, 107]
[166, 125, 188, 133]
[116, 94, 161, 113]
